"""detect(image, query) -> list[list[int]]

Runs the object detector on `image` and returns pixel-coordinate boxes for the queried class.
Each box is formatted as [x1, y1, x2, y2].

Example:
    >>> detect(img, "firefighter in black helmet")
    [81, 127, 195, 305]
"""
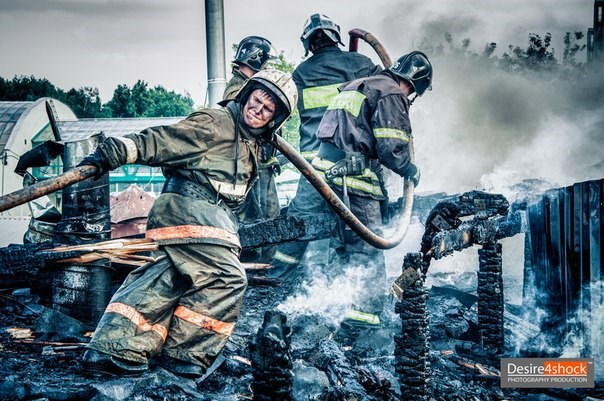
[312, 51, 432, 346]
[223, 36, 274, 101]
[222, 36, 282, 264]
[270, 13, 381, 278]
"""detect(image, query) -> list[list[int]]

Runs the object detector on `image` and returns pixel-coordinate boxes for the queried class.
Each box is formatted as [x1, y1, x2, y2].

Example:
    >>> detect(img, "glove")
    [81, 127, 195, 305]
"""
[77, 149, 110, 180]
[406, 163, 421, 187]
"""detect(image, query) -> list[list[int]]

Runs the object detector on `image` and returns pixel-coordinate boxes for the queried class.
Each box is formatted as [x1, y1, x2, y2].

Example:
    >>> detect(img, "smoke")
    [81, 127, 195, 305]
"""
[365, 0, 604, 196]
[407, 50, 604, 196]
[278, 248, 388, 326]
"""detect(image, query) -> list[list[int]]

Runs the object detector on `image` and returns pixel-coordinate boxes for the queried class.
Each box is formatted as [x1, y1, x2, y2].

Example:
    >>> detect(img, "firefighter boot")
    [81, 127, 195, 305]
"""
[82, 349, 148, 377]
[157, 354, 206, 379]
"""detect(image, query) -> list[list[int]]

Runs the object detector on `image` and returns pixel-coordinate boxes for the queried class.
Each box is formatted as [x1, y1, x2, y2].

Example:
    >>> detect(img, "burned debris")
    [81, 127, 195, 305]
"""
[1, 181, 603, 400]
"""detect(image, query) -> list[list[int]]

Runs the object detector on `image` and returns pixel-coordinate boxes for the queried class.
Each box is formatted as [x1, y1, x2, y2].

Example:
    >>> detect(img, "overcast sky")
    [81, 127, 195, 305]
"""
[0, 0, 594, 104]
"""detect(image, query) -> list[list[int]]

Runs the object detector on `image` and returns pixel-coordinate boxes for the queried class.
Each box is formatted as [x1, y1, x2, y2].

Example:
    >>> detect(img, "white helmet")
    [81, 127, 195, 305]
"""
[237, 69, 298, 131]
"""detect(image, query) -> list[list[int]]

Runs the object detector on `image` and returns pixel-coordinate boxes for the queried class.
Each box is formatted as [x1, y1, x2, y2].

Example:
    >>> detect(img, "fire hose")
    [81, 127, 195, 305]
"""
[0, 30, 414, 250]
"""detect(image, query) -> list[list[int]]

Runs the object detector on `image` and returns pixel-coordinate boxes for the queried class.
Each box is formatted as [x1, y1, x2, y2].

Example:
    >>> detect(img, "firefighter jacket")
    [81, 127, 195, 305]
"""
[98, 102, 262, 249]
[314, 71, 413, 200]
[223, 66, 249, 101]
[293, 46, 381, 161]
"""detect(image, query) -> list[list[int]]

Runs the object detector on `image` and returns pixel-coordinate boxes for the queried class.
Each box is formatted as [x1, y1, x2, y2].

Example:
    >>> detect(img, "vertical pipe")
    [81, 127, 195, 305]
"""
[52, 133, 112, 327]
[205, 0, 226, 108]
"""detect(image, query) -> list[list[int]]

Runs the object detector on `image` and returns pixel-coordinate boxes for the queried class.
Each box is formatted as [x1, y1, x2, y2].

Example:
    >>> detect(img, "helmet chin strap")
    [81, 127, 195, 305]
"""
[409, 93, 418, 106]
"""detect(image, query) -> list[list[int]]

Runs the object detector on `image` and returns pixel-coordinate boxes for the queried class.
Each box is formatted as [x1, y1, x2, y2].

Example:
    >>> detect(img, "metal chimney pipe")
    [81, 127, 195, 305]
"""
[205, 0, 226, 108]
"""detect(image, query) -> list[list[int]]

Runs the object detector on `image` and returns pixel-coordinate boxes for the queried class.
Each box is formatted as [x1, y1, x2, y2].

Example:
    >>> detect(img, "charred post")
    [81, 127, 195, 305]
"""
[477, 242, 504, 354]
[395, 253, 431, 401]
[249, 310, 294, 401]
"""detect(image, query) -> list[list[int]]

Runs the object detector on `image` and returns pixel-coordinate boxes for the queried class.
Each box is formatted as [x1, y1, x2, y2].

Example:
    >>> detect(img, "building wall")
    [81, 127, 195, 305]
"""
[1, 98, 76, 217]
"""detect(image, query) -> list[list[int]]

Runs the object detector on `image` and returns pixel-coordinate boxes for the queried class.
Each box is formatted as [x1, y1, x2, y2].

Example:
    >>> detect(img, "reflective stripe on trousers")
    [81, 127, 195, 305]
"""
[87, 242, 246, 368]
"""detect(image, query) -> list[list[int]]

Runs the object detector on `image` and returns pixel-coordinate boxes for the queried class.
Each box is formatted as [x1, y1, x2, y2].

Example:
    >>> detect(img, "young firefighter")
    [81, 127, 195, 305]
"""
[78, 69, 297, 378]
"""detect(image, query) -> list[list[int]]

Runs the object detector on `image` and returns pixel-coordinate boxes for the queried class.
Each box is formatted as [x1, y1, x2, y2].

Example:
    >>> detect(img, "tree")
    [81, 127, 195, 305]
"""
[106, 84, 135, 118]
[65, 87, 109, 118]
[500, 33, 558, 73]
[0, 75, 66, 102]
[145, 85, 194, 117]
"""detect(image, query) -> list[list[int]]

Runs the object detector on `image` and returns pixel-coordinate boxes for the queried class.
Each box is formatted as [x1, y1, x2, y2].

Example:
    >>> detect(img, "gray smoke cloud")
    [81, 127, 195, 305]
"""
[395, 40, 604, 196]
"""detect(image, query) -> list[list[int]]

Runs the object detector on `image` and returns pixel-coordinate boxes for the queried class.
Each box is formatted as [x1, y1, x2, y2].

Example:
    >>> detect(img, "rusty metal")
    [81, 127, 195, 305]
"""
[0, 165, 96, 214]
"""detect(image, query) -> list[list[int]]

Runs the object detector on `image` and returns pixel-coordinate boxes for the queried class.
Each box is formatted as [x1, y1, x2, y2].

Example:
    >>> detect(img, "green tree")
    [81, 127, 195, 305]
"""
[131, 80, 151, 117]
[145, 85, 194, 117]
[0, 75, 66, 102]
[106, 84, 135, 118]
[65, 87, 109, 118]
[500, 33, 558, 73]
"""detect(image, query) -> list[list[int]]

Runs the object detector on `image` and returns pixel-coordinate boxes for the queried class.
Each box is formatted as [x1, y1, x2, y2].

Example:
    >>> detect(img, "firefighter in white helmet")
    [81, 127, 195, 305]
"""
[79, 69, 297, 379]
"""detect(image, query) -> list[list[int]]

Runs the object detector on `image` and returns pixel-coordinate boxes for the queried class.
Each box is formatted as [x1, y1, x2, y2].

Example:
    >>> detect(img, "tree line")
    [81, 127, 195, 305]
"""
[0, 76, 195, 118]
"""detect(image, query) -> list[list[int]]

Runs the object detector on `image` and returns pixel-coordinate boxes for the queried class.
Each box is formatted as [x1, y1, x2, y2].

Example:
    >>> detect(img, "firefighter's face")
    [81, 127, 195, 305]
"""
[243, 89, 276, 128]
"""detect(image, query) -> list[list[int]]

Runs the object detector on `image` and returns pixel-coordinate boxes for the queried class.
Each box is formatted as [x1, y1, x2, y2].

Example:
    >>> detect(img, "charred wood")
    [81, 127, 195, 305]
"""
[395, 260, 431, 401]
[477, 243, 504, 354]
[250, 310, 294, 401]
[311, 338, 368, 400]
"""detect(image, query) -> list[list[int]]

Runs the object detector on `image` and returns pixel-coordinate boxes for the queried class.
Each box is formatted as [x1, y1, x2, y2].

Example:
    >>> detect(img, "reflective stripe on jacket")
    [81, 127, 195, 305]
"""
[293, 46, 381, 154]
[316, 71, 414, 178]
[311, 157, 385, 200]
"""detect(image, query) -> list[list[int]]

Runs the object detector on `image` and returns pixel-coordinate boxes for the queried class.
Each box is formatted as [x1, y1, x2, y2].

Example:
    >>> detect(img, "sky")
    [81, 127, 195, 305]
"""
[0, 0, 594, 104]
[0, 0, 602, 194]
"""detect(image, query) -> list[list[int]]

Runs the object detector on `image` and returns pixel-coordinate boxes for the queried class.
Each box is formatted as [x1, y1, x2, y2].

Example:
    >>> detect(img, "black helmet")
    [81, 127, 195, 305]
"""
[300, 13, 344, 56]
[234, 36, 273, 72]
[389, 51, 433, 96]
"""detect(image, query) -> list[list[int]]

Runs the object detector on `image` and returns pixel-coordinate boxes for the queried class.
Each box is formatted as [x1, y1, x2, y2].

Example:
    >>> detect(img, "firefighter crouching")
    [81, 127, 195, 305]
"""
[312, 52, 433, 345]
[78, 69, 297, 379]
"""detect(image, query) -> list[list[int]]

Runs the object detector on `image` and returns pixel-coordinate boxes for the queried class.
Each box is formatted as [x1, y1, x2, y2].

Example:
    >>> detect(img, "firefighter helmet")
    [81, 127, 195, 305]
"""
[237, 69, 297, 130]
[300, 13, 344, 56]
[389, 51, 433, 96]
[233, 36, 273, 72]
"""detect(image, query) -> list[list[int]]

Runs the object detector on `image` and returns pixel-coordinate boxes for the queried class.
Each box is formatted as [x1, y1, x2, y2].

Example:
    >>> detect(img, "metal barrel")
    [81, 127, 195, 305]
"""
[52, 133, 112, 326]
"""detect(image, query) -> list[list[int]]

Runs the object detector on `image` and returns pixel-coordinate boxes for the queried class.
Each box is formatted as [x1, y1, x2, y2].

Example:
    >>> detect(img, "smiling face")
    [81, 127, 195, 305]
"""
[242, 89, 276, 129]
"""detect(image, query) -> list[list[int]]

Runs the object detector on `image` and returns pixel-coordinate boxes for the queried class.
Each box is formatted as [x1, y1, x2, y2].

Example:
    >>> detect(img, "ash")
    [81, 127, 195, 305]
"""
[1, 270, 603, 401]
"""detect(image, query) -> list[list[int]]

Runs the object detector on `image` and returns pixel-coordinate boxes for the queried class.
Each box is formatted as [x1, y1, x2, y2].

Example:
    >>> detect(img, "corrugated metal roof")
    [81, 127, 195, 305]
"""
[0, 102, 33, 153]
[57, 117, 183, 141]
[0, 216, 30, 247]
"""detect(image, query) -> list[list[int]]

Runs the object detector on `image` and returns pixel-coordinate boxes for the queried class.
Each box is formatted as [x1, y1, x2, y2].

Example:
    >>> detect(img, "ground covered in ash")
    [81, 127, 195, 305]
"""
[1, 270, 603, 401]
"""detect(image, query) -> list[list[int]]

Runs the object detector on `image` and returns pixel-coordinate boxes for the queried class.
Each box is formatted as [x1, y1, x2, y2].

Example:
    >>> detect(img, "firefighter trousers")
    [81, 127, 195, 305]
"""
[271, 176, 334, 280]
[87, 242, 247, 370]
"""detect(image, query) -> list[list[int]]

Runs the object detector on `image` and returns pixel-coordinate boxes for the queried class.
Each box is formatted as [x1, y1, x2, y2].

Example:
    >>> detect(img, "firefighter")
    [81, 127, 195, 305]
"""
[223, 35, 273, 101]
[79, 69, 297, 378]
[312, 51, 432, 344]
[222, 35, 281, 263]
[271, 13, 381, 278]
